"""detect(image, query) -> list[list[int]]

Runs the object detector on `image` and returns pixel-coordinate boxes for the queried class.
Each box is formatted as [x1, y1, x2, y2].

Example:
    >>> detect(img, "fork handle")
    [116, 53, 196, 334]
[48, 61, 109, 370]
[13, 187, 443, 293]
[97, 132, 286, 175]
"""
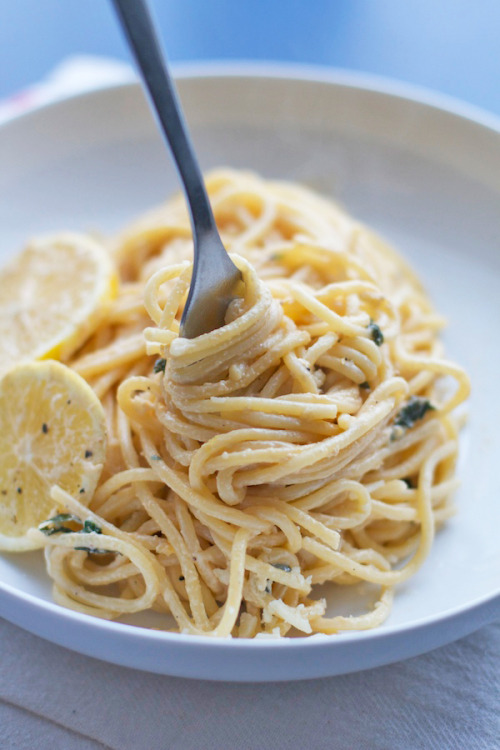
[111, 0, 215, 237]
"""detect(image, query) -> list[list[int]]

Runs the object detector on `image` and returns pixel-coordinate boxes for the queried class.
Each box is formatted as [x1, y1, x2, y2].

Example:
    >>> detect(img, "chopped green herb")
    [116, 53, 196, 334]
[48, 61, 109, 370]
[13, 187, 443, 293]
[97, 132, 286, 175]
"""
[39, 515, 112, 554]
[75, 522, 111, 554]
[368, 320, 384, 346]
[39, 513, 82, 536]
[150, 454, 161, 461]
[16, 487, 22, 494]
[272, 563, 292, 573]
[394, 396, 435, 429]
[153, 358, 166, 374]
[83, 520, 102, 534]
[359, 381, 370, 390]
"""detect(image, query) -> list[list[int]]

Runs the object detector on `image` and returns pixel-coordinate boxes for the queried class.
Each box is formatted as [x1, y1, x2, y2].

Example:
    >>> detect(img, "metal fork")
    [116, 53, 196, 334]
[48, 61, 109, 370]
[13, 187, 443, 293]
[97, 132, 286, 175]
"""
[111, 0, 242, 339]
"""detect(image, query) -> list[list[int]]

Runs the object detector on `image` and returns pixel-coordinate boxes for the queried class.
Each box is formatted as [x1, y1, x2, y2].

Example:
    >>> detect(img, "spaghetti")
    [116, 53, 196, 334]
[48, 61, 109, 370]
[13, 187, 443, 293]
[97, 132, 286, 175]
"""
[31, 170, 470, 636]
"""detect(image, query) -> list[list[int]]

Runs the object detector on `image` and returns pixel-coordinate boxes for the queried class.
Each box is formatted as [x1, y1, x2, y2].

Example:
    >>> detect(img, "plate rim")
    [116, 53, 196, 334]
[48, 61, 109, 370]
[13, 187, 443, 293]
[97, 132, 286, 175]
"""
[0, 64, 498, 679]
[1, 60, 499, 136]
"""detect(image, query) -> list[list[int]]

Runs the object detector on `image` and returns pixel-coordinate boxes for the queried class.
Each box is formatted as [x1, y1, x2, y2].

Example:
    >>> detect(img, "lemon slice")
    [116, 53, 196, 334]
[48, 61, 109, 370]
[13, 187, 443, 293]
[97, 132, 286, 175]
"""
[0, 360, 107, 551]
[0, 233, 118, 374]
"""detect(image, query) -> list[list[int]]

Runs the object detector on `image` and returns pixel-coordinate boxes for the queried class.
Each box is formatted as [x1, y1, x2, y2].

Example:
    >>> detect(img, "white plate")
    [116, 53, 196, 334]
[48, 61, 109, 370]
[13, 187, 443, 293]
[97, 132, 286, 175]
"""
[0, 65, 499, 682]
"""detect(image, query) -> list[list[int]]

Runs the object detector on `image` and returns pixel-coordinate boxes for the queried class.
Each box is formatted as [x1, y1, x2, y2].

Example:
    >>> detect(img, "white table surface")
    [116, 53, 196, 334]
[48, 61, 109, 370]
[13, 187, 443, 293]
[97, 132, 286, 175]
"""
[0, 59, 499, 750]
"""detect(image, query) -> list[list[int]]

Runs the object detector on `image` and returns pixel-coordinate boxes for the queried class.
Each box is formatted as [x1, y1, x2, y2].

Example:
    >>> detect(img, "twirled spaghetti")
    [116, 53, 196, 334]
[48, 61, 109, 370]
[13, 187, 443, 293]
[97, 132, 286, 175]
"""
[32, 169, 470, 637]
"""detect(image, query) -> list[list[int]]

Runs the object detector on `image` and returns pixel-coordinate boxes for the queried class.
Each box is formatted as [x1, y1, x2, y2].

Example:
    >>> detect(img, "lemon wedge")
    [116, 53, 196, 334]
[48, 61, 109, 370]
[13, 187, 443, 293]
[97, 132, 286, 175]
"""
[0, 233, 117, 374]
[0, 360, 107, 551]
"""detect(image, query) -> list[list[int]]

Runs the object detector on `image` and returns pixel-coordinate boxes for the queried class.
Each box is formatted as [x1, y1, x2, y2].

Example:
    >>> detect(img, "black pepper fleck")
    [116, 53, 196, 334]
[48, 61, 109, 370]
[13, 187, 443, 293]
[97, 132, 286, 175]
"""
[42, 423, 49, 434]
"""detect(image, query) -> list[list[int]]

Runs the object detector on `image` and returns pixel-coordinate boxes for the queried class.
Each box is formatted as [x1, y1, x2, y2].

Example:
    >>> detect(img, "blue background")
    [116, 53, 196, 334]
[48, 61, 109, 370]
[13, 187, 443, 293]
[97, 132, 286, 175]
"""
[1, 0, 499, 116]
